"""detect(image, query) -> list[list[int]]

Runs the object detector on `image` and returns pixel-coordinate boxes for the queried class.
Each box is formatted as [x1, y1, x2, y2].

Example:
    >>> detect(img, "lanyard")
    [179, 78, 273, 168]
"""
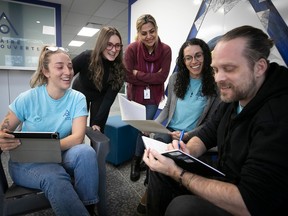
[146, 62, 154, 73]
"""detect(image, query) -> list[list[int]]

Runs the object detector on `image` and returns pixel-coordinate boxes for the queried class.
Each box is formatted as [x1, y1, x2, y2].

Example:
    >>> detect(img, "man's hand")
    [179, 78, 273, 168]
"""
[167, 139, 190, 154]
[143, 148, 179, 176]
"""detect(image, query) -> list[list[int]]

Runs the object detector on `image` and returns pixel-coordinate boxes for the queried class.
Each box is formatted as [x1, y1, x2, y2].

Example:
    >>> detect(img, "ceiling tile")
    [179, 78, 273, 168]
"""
[64, 12, 91, 26]
[39, 0, 129, 56]
[93, 0, 127, 19]
[70, 0, 104, 15]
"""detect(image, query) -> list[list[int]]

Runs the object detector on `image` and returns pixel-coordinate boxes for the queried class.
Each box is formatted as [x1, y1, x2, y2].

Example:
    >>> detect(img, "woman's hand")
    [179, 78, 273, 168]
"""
[142, 131, 150, 136]
[91, 125, 101, 131]
[171, 130, 188, 140]
[0, 129, 21, 151]
[133, 69, 138, 76]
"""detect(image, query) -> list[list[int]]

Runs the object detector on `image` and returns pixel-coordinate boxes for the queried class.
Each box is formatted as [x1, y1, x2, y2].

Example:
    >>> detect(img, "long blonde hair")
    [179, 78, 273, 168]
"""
[30, 46, 69, 88]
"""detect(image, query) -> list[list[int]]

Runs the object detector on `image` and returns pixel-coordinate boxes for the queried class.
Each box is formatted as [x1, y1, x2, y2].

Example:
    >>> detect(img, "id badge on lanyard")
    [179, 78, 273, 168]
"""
[144, 86, 150, 99]
[143, 62, 153, 99]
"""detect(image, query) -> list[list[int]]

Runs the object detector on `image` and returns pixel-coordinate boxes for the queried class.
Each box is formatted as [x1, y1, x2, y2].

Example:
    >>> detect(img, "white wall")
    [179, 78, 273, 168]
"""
[130, 0, 288, 77]
[129, 0, 288, 108]
[0, 70, 33, 121]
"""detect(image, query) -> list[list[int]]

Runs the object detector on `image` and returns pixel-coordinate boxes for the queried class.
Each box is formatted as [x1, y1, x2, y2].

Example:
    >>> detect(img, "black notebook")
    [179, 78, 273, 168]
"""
[142, 136, 225, 177]
[9, 131, 62, 163]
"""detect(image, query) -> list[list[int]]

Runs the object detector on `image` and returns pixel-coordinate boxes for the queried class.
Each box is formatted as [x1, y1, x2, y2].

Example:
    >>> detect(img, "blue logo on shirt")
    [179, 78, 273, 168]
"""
[34, 116, 41, 122]
[63, 110, 71, 120]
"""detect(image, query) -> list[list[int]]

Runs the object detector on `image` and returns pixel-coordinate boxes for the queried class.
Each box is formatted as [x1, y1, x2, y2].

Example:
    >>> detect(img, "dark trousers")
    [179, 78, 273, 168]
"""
[146, 170, 232, 216]
[72, 76, 107, 133]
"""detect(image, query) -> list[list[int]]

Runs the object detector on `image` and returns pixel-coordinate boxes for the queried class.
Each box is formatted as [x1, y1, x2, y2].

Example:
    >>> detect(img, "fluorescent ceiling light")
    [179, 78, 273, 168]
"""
[68, 40, 85, 47]
[77, 27, 99, 37]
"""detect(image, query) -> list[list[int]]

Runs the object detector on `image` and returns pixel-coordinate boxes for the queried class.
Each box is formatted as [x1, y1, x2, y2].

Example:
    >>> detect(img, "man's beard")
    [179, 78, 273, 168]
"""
[218, 77, 257, 103]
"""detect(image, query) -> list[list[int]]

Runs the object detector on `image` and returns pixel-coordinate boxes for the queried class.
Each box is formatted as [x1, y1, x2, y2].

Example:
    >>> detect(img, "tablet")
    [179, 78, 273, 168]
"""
[142, 136, 225, 178]
[9, 131, 62, 163]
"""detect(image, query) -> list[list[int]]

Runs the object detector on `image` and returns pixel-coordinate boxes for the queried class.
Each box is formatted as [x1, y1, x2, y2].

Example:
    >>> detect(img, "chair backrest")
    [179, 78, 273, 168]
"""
[0, 127, 110, 216]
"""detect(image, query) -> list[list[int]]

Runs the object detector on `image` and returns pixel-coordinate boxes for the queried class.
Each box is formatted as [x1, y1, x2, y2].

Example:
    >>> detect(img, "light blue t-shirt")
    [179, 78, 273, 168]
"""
[168, 78, 207, 132]
[9, 85, 88, 139]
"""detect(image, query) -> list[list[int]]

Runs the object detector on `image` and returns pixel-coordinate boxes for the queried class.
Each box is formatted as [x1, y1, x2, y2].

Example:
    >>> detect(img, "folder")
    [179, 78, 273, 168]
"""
[142, 136, 225, 177]
[118, 93, 170, 133]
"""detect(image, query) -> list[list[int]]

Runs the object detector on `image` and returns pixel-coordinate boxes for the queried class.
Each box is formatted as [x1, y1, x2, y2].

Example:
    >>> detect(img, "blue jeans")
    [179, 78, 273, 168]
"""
[153, 127, 174, 143]
[9, 144, 99, 216]
[134, 104, 158, 156]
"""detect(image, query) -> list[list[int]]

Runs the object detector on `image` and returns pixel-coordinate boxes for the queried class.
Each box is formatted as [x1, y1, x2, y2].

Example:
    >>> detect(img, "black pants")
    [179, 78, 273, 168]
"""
[72, 76, 108, 133]
[146, 170, 232, 216]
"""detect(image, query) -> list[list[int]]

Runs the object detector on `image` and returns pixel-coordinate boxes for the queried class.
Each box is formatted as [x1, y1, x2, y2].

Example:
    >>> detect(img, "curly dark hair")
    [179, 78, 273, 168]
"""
[174, 38, 216, 99]
[89, 26, 126, 91]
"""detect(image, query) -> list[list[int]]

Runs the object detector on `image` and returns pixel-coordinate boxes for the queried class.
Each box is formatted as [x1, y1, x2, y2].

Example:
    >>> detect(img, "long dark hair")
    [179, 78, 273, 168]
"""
[89, 26, 125, 91]
[174, 38, 216, 99]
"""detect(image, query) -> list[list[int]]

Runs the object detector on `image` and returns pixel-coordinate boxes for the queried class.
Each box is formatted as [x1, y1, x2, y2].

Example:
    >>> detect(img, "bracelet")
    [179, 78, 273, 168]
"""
[186, 174, 195, 189]
[179, 169, 186, 186]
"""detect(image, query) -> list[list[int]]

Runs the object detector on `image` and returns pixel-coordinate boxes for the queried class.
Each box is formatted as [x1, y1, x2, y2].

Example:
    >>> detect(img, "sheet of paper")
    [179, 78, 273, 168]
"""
[118, 93, 146, 120]
[142, 136, 169, 153]
[118, 93, 171, 133]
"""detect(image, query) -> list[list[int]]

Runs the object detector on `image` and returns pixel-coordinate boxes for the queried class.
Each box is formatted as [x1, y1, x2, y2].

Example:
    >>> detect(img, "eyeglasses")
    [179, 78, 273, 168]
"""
[106, 42, 123, 51]
[45, 46, 69, 52]
[183, 52, 203, 63]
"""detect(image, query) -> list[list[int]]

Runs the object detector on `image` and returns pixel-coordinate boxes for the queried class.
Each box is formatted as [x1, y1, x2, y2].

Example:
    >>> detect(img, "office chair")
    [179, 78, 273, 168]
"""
[0, 127, 110, 216]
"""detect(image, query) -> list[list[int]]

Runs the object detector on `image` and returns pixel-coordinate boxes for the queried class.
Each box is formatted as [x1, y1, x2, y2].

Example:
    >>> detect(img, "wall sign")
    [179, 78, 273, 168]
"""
[0, 0, 61, 70]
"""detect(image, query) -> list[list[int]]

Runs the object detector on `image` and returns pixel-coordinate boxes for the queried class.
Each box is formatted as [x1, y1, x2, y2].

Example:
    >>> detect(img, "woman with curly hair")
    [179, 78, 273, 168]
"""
[72, 26, 126, 132]
[136, 38, 221, 215]
[153, 37, 220, 143]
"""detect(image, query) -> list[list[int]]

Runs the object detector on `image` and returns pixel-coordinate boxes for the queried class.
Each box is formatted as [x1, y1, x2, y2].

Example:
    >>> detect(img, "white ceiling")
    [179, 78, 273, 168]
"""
[40, 0, 129, 58]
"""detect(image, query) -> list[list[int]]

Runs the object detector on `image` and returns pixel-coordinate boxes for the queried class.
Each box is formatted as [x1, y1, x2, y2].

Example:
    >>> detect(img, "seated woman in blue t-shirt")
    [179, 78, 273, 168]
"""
[136, 38, 221, 215]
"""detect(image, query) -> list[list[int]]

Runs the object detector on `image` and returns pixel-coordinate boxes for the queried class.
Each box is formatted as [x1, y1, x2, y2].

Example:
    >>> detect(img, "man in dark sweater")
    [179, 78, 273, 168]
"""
[143, 25, 288, 216]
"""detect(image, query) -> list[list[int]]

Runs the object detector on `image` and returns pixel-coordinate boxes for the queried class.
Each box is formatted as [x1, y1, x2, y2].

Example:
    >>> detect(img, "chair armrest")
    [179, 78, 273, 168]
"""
[85, 126, 110, 216]
[86, 127, 110, 158]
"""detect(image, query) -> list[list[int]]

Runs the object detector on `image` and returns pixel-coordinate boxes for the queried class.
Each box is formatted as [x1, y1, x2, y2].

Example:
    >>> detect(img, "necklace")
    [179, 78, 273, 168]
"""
[187, 78, 201, 98]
